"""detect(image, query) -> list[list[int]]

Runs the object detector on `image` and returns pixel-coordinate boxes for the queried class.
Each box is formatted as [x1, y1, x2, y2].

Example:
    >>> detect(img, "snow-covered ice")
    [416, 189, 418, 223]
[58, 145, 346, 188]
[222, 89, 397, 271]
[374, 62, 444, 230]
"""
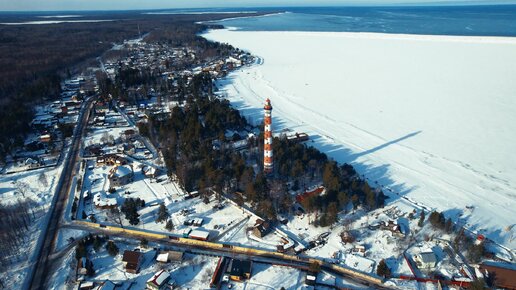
[203, 29, 516, 250]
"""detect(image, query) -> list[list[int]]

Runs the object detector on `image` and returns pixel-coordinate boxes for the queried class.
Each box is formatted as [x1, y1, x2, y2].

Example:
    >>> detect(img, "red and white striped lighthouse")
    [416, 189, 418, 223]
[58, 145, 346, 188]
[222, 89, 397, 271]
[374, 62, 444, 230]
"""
[264, 98, 273, 174]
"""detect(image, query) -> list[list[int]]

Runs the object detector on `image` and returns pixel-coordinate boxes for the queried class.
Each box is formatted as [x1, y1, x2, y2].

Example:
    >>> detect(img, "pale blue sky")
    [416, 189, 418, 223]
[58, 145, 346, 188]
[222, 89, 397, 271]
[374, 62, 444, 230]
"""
[2, 0, 515, 11]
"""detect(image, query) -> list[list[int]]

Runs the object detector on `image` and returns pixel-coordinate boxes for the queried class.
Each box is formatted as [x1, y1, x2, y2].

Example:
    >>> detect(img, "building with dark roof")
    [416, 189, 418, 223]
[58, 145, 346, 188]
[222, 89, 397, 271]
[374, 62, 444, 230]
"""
[226, 259, 252, 282]
[479, 263, 516, 290]
[122, 250, 143, 273]
[252, 219, 271, 238]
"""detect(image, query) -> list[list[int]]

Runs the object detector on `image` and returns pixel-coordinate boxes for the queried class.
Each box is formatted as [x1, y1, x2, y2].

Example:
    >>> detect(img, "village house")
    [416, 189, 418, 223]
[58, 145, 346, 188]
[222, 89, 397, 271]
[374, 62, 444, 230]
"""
[97, 154, 127, 166]
[252, 219, 271, 238]
[340, 231, 356, 244]
[146, 269, 174, 290]
[413, 251, 437, 269]
[143, 166, 158, 178]
[226, 259, 252, 282]
[380, 220, 404, 237]
[352, 244, 367, 257]
[86, 145, 103, 156]
[93, 193, 117, 209]
[108, 164, 134, 187]
[122, 129, 137, 141]
[296, 186, 326, 205]
[39, 134, 52, 143]
[122, 250, 143, 273]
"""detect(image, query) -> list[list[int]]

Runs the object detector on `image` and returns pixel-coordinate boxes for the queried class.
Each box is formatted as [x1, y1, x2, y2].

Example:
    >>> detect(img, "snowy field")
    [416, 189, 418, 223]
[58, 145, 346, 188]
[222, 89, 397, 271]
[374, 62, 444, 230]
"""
[81, 159, 250, 237]
[0, 164, 64, 289]
[203, 29, 516, 250]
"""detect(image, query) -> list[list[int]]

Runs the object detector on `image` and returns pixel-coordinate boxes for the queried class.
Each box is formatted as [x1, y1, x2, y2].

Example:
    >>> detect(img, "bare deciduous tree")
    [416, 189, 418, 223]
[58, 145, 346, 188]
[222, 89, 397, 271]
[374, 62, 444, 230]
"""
[38, 172, 48, 187]
[0, 199, 34, 271]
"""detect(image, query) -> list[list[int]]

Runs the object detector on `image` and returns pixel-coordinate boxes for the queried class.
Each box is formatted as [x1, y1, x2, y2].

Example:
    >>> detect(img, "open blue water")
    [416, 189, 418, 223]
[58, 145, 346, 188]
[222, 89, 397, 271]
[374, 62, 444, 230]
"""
[215, 6, 516, 37]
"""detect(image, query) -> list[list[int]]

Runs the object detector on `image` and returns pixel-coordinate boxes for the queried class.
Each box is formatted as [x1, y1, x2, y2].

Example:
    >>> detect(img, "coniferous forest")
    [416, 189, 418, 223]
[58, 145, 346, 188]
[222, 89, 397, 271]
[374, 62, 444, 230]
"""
[0, 12, 263, 161]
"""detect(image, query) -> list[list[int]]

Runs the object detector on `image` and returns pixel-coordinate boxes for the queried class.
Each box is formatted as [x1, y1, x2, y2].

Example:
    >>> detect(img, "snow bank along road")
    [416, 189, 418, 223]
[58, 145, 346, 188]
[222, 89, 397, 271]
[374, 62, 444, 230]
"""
[203, 29, 516, 250]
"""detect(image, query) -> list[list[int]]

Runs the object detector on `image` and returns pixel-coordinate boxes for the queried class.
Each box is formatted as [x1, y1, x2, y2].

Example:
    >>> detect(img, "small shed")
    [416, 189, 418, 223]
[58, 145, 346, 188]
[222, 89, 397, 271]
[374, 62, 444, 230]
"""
[189, 229, 210, 241]
[305, 274, 317, 286]
[78, 281, 94, 290]
[156, 250, 183, 263]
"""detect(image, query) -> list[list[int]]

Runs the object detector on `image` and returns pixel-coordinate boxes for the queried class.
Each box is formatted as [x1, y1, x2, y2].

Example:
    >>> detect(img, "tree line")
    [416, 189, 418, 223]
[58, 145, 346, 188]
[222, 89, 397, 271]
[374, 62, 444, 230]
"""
[0, 11, 265, 162]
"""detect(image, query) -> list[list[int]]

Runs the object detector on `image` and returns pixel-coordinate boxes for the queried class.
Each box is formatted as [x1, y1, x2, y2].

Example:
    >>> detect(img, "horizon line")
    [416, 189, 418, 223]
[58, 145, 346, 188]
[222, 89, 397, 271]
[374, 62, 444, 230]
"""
[1, 2, 516, 13]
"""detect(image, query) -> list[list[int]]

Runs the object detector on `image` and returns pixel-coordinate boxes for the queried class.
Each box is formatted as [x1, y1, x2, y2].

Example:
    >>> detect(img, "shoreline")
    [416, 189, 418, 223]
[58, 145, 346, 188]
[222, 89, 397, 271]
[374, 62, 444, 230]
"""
[210, 26, 516, 43]
[203, 27, 516, 250]
[197, 11, 288, 25]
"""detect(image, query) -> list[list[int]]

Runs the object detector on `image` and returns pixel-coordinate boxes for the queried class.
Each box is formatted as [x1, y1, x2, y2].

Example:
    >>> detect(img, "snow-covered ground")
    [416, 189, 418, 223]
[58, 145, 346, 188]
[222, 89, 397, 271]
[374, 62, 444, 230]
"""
[221, 263, 305, 290]
[203, 29, 516, 250]
[81, 159, 251, 238]
[50, 238, 221, 289]
[0, 163, 64, 289]
[55, 228, 88, 251]
[52, 237, 339, 290]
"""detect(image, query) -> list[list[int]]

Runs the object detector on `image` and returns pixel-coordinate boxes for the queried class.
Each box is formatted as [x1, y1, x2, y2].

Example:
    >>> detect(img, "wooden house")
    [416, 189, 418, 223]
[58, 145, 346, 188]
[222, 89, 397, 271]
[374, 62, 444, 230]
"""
[122, 250, 143, 273]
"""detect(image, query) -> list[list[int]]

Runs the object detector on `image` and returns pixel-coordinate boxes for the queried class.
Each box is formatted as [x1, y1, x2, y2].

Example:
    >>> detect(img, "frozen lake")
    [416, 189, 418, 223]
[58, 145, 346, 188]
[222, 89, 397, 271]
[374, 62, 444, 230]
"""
[204, 29, 516, 249]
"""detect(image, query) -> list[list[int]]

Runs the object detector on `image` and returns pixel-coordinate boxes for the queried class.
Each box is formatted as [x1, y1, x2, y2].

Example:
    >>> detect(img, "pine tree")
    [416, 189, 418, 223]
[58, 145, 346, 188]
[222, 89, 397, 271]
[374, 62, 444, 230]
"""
[351, 194, 360, 209]
[86, 260, 95, 277]
[445, 218, 453, 233]
[308, 262, 321, 273]
[93, 236, 104, 251]
[165, 219, 174, 231]
[106, 241, 119, 256]
[155, 203, 170, 223]
[418, 211, 425, 227]
[326, 202, 339, 225]
[337, 191, 348, 208]
[121, 198, 140, 225]
[376, 259, 391, 278]
[469, 278, 487, 290]
[75, 241, 87, 260]
[38, 172, 48, 187]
